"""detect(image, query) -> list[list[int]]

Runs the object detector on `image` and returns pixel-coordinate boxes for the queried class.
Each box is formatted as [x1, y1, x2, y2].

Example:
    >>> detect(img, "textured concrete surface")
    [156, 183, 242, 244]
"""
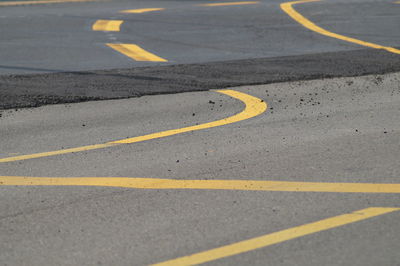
[1, 72, 399, 265]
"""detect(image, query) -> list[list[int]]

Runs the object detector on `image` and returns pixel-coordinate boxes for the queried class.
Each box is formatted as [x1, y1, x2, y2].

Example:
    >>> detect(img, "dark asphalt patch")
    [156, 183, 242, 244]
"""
[0, 48, 399, 110]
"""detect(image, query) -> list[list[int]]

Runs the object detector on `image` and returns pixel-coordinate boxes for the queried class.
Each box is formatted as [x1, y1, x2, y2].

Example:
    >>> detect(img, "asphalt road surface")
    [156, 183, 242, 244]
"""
[0, 0, 399, 265]
[0, 0, 399, 75]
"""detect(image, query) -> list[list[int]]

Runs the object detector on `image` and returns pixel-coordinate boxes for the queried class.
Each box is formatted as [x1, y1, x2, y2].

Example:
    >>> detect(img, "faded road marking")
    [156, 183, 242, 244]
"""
[92, 20, 123, 31]
[153, 207, 399, 265]
[107, 43, 167, 62]
[1, 176, 400, 194]
[0, 0, 97, 6]
[199, 1, 259, 7]
[0, 90, 267, 163]
[281, 0, 400, 54]
[120, 8, 165, 13]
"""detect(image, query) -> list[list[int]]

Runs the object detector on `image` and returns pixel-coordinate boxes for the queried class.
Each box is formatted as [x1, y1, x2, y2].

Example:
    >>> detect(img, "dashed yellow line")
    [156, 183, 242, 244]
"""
[0, 0, 96, 6]
[1, 176, 400, 194]
[0, 90, 267, 163]
[119, 8, 165, 13]
[106, 43, 167, 62]
[281, 0, 400, 55]
[198, 1, 259, 7]
[92, 20, 123, 32]
[153, 207, 399, 266]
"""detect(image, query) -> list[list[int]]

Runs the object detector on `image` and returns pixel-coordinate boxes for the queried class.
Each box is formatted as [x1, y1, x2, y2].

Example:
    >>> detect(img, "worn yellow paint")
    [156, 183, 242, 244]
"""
[281, 0, 400, 54]
[199, 1, 259, 7]
[0, 0, 96, 6]
[106, 43, 168, 62]
[0, 143, 115, 163]
[0, 90, 267, 163]
[119, 8, 165, 13]
[92, 20, 123, 31]
[1, 176, 400, 194]
[110, 90, 266, 144]
[153, 207, 399, 266]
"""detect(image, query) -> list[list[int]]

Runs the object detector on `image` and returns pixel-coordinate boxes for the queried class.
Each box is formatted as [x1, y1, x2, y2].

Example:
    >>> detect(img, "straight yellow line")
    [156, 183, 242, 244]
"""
[106, 43, 167, 62]
[198, 1, 259, 7]
[0, 0, 96, 6]
[0, 90, 267, 163]
[281, 0, 400, 54]
[119, 8, 165, 13]
[1, 176, 400, 193]
[153, 207, 400, 266]
[0, 143, 115, 163]
[92, 20, 123, 32]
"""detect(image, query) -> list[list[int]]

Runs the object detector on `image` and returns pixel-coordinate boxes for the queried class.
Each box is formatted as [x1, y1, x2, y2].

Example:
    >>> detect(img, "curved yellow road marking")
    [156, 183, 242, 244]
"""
[0, 90, 266, 163]
[198, 1, 259, 7]
[281, 0, 400, 54]
[92, 20, 123, 31]
[153, 207, 400, 266]
[120, 8, 165, 13]
[1, 176, 400, 193]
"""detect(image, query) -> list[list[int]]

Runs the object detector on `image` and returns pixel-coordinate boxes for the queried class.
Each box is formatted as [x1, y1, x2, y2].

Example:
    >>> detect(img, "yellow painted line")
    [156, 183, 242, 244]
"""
[0, 0, 96, 6]
[119, 8, 165, 13]
[198, 1, 259, 7]
[281, 0, 400, 55]
[1, 176, 400, 194]
[92, 20, 123, 32]
[153, 207, 400, 266]
[0, 90, 267, 163]
[106, 43, 168, 62]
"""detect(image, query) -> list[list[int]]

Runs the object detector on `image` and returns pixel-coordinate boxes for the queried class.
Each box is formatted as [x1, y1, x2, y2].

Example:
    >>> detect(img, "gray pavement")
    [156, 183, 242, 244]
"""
[1, 0, 399, 264]
[0, 0, 399, 75]
[1, 72, 399, 265]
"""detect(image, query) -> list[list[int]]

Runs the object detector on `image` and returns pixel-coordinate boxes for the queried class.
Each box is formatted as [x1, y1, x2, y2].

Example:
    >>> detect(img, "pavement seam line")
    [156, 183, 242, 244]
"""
[0, 90, 267, 163]
[1, 177, 400, 193]
[106, 43, 168, 62]
[198, 1, 259, 7]
[281, 0, 400, 54]
[120, 8, 165, 13]
[152, 207, 400, 265]
[92, 20, 123, 31]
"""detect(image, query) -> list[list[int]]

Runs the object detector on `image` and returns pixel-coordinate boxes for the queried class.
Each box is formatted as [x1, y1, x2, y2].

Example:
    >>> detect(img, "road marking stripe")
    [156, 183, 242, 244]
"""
[92, 20, 123, 31]
[119, 8, 165, 13]
[1, 176, 399, 193]
[0, 0, 96, 6]
[106, 43, 168, 62]
[152, 207, 399, 266]
[198, 1, 259, 7]
[281, 0, 400, 55]
[0, 90, 267, 163]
